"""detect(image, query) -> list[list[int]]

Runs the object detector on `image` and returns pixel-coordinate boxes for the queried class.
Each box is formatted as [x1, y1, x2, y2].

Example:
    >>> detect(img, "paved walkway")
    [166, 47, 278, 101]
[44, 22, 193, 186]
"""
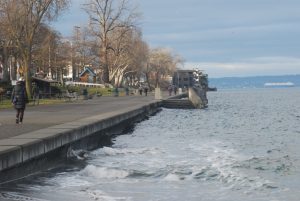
[0, 94, 161, 140]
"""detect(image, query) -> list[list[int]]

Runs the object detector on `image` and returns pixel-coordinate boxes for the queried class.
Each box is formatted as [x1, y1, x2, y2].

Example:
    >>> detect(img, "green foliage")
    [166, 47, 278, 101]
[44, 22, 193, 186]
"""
[87, 87, 112, 96]
[66, 85, 81, 93]
[38, 85, 114, 97]
[0, 99, 12, 109]
[54, 85, 83, 95]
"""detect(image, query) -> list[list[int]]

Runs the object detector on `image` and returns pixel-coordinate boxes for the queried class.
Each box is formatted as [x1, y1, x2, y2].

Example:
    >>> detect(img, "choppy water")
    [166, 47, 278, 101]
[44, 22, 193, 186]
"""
[1, 88, 300, 201]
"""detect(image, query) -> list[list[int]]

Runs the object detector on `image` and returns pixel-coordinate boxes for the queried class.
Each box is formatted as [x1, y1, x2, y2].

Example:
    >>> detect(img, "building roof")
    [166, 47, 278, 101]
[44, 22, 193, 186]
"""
[79, 67, 96, 77]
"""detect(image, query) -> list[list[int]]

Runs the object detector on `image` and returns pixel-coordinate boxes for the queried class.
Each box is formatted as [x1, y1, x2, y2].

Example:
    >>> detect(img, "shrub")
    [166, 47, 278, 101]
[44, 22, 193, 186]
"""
[87, 87, 112, 96]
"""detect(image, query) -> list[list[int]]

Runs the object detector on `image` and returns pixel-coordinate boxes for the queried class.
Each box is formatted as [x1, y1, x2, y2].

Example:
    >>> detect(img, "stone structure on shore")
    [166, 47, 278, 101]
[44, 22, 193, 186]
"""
[170, 69, 208, 108]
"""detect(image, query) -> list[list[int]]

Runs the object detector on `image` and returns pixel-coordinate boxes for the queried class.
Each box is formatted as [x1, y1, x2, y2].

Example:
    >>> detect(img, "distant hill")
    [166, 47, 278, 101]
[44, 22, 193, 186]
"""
[209, 75, 300, 89]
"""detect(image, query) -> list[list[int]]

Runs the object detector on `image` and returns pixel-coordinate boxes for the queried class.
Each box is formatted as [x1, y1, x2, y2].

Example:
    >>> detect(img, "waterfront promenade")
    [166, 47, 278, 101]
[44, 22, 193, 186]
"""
[0, 94, 157, 140]
[0, 92, 164, 183]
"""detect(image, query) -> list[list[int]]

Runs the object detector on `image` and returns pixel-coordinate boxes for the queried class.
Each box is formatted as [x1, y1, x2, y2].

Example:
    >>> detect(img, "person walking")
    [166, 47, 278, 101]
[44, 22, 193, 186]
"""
[31, 82, 39, 105]
[144, 85, 148, 96]
[11, 77, 28, 124]
[168, 85, 173, 96]
[125, 87, 130, 96]
[138, 85, 143, 96]
[173, 85, 178, 95]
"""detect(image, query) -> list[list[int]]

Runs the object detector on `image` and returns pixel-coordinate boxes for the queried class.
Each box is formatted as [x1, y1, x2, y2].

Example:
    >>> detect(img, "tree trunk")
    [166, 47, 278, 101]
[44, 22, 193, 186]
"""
[101, 38, 109, 83]
[23, 51, 32, 98]
[145, 72, 151, 91]
[155, 71, 159, 88]
[102, 63, 109, 83]
[2, 47, 9, 82]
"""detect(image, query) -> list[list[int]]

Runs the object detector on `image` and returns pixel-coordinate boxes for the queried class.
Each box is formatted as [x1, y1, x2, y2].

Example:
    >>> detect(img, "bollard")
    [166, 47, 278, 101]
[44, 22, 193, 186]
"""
[155, 88, 162, 100]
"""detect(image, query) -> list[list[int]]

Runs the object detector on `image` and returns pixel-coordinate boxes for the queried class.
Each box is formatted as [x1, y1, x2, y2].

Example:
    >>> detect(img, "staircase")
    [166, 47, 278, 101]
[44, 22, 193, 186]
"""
[162, 99, 195, 109]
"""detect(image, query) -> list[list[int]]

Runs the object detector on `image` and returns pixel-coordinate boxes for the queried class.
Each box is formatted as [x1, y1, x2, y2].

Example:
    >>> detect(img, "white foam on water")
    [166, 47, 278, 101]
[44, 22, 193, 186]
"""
[0, 192, 49, 201]
[48, 175, 91, 188]
[190, 140, 278, 191]
[84, 189, 131, 201]
[101, 147, 121, 156]
[81, 165, 129, 179]
[93, 146, 161, 156]
[163, 173, 182, 181]
[68, 149, 89, 160]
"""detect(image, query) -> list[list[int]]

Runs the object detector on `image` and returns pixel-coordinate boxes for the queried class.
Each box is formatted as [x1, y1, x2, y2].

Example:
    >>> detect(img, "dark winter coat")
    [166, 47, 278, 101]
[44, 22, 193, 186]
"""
[11, 81, 28, 109]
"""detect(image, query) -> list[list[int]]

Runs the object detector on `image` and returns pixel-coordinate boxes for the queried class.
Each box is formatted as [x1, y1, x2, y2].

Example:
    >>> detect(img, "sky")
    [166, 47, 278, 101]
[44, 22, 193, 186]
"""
[51, 0, 300, 78]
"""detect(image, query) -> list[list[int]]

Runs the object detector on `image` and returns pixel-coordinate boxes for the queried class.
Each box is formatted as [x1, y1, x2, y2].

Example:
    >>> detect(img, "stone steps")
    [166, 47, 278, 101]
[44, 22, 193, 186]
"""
[162, 99, 195, 109]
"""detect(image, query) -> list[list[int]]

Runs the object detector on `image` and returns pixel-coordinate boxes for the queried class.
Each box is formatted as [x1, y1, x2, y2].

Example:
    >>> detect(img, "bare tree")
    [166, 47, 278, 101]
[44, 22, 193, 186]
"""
[148, 48, 178, 88]
[123, 30, 149, 88]
[106, 27, 147, 86]
[55, 39, 74, 83]
[0, 0, 69, 96]
[0, 29, 14, 82]
[71, 26, 98, 80]
[32, 24, 62, 78]
[84, 0, 140, 84]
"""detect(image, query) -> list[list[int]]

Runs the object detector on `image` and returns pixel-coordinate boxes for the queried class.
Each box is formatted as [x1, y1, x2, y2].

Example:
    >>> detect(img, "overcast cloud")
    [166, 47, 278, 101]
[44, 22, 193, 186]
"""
[52, 0, 300, 77]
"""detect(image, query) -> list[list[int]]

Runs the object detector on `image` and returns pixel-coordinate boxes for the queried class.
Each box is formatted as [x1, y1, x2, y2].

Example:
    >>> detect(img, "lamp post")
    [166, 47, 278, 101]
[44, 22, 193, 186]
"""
[74, 26, 81, 79]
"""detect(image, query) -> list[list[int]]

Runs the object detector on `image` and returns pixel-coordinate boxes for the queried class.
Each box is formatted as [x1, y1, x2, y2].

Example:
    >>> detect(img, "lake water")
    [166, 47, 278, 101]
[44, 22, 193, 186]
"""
[1, 88, 300, 201]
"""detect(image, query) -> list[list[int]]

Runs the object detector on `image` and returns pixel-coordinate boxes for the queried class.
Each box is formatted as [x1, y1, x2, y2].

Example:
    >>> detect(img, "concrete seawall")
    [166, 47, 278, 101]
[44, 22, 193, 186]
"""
[189, 88, 208, 108]
[0, 101, 161, 184]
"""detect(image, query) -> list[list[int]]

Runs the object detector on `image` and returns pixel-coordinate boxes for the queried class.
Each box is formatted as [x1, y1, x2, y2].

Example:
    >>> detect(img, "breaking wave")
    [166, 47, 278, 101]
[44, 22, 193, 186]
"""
[81, 165, 129, 179]
[92, 146, 161, 156]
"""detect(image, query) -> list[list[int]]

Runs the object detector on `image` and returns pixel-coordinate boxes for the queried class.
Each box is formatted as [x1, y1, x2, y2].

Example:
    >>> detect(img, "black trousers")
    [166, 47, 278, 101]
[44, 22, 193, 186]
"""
[16, 108, 25, 123]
